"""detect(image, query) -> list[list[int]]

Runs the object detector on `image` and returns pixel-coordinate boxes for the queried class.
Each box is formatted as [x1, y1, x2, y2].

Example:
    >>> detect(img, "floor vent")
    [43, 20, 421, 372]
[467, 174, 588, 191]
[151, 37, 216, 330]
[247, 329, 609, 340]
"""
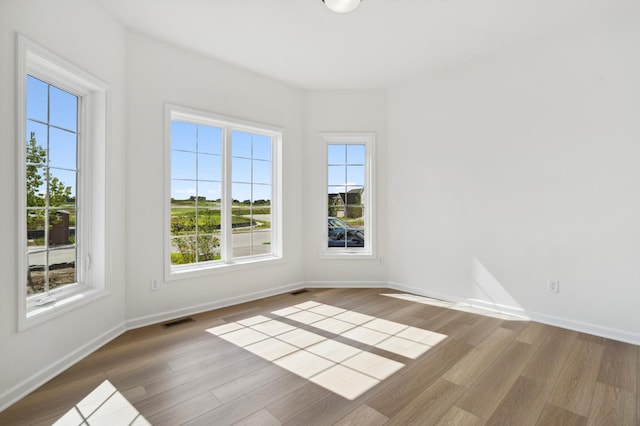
[162, 317, 194, 328]
[291, 289, 309, 295]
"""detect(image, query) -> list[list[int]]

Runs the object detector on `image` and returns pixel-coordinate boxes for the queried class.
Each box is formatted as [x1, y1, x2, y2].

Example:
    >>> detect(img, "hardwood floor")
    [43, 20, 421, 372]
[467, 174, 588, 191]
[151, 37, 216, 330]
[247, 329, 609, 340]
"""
[1, 288, 637, 425]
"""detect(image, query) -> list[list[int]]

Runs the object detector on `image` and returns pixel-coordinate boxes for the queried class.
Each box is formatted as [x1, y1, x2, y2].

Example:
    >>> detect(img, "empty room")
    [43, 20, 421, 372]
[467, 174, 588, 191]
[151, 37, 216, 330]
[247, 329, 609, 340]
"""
[0, 0, 638, 424]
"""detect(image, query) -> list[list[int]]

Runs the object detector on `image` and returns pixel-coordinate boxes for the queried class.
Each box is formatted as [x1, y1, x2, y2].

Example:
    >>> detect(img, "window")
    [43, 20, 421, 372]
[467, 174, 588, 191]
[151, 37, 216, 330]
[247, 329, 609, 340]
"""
[25, 76, 79, 299]
[166, 105, 282, 279]
[323, 133, 375, 257]
[17, 36, 109, 329]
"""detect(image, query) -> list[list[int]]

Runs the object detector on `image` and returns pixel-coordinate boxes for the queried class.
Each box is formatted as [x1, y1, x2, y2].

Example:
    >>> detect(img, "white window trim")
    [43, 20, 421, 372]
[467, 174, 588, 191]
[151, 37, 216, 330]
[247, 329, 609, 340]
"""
[164, 104, 283, 281]
[16, 35, 110, 331]
[320, 132, 376, 259]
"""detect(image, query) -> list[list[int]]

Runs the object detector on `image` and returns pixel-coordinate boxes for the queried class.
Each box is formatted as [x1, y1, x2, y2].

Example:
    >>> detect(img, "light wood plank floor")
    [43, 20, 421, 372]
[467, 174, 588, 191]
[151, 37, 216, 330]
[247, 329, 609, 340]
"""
[1, 288, 638, 425]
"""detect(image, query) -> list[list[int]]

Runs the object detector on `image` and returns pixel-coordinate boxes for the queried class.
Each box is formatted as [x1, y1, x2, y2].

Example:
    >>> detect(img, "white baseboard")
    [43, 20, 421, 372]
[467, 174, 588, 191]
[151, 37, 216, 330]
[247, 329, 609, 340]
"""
[388, 281, 640, 346]
[305, 280, 388, 289]
[0, 322, 126, 413]
[125, 282, 306, 330]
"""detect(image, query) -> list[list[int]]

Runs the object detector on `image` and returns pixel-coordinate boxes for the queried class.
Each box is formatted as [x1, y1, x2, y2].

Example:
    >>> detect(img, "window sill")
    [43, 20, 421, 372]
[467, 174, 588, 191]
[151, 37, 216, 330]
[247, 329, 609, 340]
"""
[321, 250, 376, 260]
[166, 255, 284, 282]
[21, 287, 109, 331]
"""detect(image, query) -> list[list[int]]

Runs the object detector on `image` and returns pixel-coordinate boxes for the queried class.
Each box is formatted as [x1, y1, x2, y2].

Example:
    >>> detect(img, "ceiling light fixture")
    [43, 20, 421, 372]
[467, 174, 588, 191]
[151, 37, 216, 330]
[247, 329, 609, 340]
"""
[322, 0, 362, 13]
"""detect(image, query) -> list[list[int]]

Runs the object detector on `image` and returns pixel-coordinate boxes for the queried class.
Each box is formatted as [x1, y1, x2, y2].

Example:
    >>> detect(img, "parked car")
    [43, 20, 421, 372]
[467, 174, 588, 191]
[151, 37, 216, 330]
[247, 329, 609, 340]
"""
[328, 217, 364, 247]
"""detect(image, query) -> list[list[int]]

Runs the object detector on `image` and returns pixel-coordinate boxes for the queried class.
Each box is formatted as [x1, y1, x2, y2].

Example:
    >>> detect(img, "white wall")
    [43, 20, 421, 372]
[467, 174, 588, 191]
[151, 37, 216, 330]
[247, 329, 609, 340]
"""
[124, 33, 305, 323]
[387, 11, 640, 342]
[303, 91, 389, 285]
[0, 0, 127, 408]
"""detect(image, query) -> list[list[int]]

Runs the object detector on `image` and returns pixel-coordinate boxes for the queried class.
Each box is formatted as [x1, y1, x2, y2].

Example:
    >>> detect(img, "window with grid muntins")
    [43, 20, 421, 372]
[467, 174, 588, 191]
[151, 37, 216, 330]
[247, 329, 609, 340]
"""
[323, 133, 374, 257]
[167, 106, 281, 278]
[18, 35, 109, 329]
[25, 75, 79, 299]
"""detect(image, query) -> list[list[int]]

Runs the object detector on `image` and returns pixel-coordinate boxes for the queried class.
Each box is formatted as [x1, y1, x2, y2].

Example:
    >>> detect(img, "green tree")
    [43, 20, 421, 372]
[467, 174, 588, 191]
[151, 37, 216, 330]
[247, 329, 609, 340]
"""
[26, 132, 72, 228]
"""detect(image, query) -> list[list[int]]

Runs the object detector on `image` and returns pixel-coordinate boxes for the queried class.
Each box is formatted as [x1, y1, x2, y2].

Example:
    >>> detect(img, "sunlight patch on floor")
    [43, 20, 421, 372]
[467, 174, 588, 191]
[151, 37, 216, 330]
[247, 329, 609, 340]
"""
[53, 380, 150, 426]
[206, 301, 447, 400]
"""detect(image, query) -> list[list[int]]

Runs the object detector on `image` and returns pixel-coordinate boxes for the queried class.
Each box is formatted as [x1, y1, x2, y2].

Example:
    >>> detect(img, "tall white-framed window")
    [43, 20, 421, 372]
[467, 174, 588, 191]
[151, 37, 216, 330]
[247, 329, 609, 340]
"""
[165, 105, 282, 280]
[17, 35, 109, 330]
[322, 132, 375, 258]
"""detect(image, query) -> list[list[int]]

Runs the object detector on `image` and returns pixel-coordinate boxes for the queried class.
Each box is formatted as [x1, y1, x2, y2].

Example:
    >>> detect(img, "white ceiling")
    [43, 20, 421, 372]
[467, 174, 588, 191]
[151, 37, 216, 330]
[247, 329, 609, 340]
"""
[99, 0, 637, 90]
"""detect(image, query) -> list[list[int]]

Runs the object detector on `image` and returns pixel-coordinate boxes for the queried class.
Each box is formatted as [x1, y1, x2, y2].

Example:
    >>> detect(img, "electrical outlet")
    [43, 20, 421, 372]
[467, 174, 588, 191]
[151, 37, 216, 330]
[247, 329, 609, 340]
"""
[547, 280, 560, 294]
[151, 279, 160, 291]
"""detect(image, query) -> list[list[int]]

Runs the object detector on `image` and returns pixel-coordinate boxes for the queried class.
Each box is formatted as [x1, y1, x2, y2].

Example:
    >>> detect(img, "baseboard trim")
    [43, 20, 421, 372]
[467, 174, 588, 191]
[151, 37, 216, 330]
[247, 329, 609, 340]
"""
[125, 281, 306, 330]
[305, 280, 388, 289]
[0, 322, 126, 413]
[388, 281, 640, 346]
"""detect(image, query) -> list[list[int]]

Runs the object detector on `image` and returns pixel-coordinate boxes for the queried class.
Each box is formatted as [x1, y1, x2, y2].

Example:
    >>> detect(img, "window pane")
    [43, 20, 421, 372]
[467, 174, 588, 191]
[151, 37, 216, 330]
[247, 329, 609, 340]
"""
[253, 159, 271, 185]
[232, 183, 252, 258]
[26, 75, 48, 123]
[49, 209, 73, 247]
[49, 127, 77, 170]
[198, 125, 222, 155]
[171, 236, 196, 265]
[328, 166, 345, 186]
[252, 184, 271, 203]
[26, 248, 77, 296]
[347, 145, 365, 164]
[26, 167, 47, 208]
[232, 183, 252, 206]
[328, 145, 346, 165]
[328, 186, 346, 219]
[26, 121, 48, 165]
[347, 166, 365, 187]
[172, 151, 196, 180]
[328, 216, 348, 246]
[232, 157, 251, 183]
[197, 207, 220, 235]
[171, 211, 197, 236]
[28, 252, 46, 296]
[49, 168, 76, 205]
[345, 192, 364, 230]
[27, 211, 46, 250]
[198, 153, 222, 182]
[171, 211, 196, 236]
[252, 135, 271, 161]
[252, 228, 271, 256]
[171, 179, 196, 202]
[232, 131, 252, 158]
[195, 233, 221, 262]
[49, 85, 77, 132]
[48, 247, 76, 288]
[195, 199, 222, 264]
[198, 181, 221, 204]
[171, 121, 197, 152]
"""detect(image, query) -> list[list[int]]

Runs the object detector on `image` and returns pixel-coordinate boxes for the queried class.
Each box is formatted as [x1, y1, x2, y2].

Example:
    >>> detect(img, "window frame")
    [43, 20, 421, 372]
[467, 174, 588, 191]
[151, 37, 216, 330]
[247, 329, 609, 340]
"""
[320, 132, 375, 259]
[16, 35, 110, 331]
[164, 104, 283, 281]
